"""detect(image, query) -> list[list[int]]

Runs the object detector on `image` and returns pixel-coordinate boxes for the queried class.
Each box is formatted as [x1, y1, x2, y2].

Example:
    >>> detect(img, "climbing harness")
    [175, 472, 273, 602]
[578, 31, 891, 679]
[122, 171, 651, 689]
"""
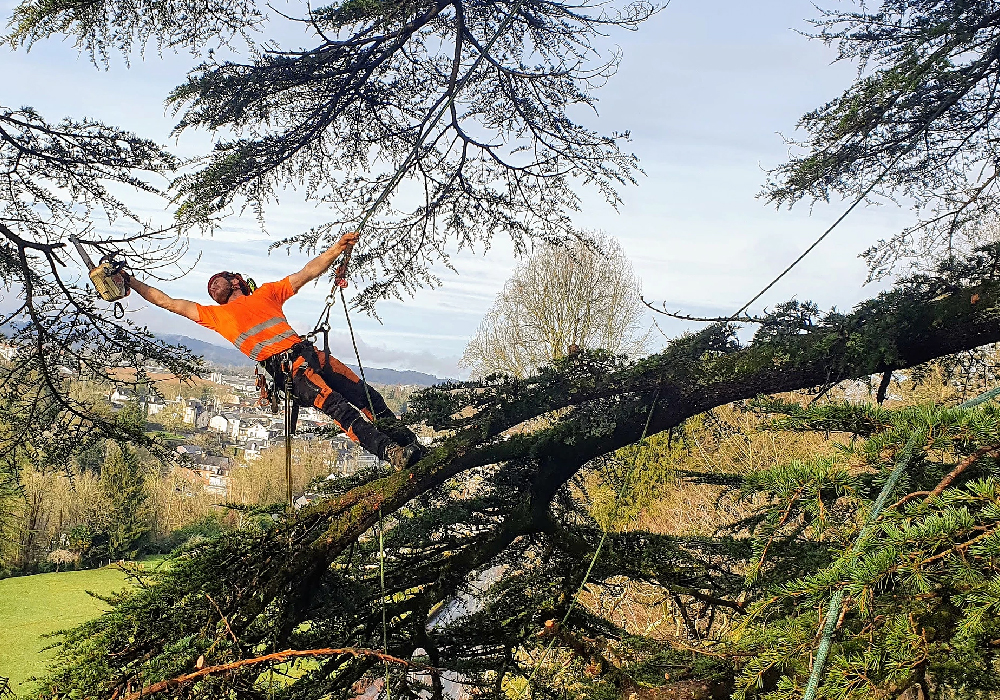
[801, 387, 1000, 700]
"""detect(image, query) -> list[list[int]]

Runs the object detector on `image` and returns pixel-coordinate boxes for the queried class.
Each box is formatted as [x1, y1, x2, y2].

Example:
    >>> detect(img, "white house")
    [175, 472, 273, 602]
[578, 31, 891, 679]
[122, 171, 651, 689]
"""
[182, 399, 204, 425]
[243, 421, 271, 442]
[242, 438, 267, 460]
[109, 387, 135, 406]
[145, 397, 168, 417]
[208, 413, 232, 434]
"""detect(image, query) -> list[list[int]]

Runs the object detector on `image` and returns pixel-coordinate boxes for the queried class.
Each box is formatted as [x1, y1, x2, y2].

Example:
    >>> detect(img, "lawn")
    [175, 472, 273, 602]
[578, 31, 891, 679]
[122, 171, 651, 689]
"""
[0, 566, 128, 697]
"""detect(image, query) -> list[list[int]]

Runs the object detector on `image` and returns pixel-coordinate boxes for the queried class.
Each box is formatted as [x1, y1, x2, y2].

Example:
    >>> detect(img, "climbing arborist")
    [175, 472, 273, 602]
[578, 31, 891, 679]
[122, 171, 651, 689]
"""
[127, 231, 423, 471]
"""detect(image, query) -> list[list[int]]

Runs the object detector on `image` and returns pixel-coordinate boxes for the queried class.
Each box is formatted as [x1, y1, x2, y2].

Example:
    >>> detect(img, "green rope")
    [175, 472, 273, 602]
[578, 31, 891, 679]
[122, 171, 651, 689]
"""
[378, 506, 391, 700]
[801, 387, 999, 700]
[520, 386, 661, 696]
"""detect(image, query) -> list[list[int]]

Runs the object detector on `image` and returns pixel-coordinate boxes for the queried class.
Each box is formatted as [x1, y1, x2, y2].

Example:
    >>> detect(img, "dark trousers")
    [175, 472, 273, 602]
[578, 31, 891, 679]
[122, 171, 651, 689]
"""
[266, 342, 413, 460]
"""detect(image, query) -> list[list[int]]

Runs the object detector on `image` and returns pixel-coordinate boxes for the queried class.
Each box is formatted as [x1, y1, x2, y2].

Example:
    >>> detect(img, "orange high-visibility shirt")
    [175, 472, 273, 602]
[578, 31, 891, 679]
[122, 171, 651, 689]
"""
[195, 277, 302, 361]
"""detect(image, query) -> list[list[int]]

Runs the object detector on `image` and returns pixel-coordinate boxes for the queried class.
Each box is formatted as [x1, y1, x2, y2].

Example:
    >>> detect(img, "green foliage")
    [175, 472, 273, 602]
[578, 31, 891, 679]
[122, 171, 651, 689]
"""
[764, 2, 1000, 278]
[32, 256, 1000, 700]
[732, 397, 1000, 699]
[156, 515, 226, 552]
[6, 0, 261, 61]
[99, 440, 150, 560]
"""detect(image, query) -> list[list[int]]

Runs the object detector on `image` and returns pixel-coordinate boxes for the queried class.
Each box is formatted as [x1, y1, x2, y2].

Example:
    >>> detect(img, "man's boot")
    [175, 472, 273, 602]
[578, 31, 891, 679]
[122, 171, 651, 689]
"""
[349, 419, 422, 470]
[384, 443, 423, 471]
[374, 416, 419, 446]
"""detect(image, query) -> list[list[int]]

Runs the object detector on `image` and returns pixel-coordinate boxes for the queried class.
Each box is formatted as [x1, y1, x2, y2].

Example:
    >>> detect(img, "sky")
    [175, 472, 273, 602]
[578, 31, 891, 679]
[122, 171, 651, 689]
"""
[1, 0, 918, 378]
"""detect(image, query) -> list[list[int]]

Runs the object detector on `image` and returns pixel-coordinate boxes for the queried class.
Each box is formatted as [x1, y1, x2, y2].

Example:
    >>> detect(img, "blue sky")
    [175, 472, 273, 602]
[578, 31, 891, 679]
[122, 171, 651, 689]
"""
[2, 0, 916, 378]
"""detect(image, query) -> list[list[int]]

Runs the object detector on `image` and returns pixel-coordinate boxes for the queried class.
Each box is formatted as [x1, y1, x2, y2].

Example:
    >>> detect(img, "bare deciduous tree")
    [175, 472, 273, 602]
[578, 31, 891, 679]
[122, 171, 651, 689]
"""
[462, 233, 650, 378]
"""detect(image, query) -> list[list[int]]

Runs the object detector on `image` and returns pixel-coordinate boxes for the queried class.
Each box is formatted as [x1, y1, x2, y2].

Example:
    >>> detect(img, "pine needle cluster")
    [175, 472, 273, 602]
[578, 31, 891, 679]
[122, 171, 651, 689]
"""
[733, 397, 1000, 699]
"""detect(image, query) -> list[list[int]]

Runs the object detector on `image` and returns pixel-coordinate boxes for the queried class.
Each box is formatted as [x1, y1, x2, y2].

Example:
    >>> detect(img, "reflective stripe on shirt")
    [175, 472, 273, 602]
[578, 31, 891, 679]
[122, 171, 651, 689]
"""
[232, 317, 301, 360]
[233, 317, 286, 349]
[245, 329, 300, 361]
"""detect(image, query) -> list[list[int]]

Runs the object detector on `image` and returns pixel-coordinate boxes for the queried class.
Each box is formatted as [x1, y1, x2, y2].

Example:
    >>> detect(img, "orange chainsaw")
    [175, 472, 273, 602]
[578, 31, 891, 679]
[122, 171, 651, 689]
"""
[69, 235, 130, 303]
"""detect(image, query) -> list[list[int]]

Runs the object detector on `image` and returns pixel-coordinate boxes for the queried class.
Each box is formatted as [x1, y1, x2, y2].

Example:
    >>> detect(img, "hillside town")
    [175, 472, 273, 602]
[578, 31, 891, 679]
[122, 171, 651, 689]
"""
[106, 364, 423, 502]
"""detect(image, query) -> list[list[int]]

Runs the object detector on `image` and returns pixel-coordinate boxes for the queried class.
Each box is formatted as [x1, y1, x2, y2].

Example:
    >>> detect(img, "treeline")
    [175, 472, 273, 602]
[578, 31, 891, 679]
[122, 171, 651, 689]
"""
[0, 392, 347, 576]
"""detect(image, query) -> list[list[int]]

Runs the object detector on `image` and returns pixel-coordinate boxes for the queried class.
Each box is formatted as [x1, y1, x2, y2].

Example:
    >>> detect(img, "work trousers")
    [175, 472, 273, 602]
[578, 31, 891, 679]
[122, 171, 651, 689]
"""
[266, 342, 412, 461]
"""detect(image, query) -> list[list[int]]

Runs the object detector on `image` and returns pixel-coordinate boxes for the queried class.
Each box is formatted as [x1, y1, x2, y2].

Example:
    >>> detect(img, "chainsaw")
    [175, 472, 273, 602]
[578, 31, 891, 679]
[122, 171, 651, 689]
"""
[69, 235, 130, 303]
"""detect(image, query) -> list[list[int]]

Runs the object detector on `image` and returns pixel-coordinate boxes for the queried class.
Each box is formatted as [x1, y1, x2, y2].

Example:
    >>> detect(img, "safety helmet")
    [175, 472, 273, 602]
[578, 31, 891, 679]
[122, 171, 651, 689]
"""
[207, 272, 255, 304]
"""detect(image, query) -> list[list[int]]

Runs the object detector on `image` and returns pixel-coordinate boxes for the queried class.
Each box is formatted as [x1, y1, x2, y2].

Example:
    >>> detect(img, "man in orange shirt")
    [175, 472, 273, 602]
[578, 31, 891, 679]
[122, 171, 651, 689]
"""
[128, 232, 422, 471]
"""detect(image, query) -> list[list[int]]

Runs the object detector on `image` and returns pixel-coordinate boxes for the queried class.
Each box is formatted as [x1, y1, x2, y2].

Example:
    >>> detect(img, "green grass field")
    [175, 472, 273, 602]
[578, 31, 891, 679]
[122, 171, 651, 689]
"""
[0, 567, 128, 697]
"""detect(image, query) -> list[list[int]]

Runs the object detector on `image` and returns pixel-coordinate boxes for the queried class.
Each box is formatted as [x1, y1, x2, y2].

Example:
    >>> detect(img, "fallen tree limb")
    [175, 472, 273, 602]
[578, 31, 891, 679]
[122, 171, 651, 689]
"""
[46, 269, 1000, 700]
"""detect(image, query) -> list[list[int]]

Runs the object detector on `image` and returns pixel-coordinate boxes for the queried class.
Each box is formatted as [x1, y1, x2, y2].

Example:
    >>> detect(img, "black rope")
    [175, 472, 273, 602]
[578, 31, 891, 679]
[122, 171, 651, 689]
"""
[339, 286, 377, 419]
[283, 356, 294, 511]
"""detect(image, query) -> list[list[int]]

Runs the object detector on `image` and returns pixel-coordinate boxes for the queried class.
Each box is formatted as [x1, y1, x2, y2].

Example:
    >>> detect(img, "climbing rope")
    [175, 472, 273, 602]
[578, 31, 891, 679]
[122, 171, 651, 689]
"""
[283, 357, 294, 511]
[520, 386, 661, 695]
[378, 506, 391, 700]
[730, 52, 967, 321]
[339, 285, 378, 420]
[801, 387, 1000, 700]
[731, 149, 908, 321]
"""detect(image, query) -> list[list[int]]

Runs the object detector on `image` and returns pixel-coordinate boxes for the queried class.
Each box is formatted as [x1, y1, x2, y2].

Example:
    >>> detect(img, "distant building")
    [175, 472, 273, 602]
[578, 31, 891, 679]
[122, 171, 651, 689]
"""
[144, 396, 168, 416]
[109, 387, 135, 406]
[195, 410, 212, 429]
[242, 439, 268, 460]
[209, 412, 242, 438]
[356, 454, 378, 470]
[243, 421, 270, 442]
[176, 444, 204, 456]
[186, 455, 232, 496]
[183, 399, 203, 425]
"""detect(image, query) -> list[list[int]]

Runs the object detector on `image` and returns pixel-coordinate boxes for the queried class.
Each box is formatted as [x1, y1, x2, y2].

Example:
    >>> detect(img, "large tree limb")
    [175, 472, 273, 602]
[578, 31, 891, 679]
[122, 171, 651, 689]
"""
[52, 276, 1000, 699]
[264, 279, 1000, 609]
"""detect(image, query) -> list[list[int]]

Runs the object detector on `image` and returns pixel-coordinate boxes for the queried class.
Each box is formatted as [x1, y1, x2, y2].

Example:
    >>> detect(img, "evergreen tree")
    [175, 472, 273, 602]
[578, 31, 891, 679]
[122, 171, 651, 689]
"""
[99, 440, 150, 561]
[729, 395, 1000, 698]
[764, 1, 1000, 280]
[35, 251, 1000, 700]
[96, 402, 151, 560]
[14, 2, 1000, 698]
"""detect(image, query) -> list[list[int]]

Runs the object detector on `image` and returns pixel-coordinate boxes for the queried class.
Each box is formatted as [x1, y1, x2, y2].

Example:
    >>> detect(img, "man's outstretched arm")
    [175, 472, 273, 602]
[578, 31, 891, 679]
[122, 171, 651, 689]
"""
[129, 278, 200, 322]
[288, 232, 360, 293]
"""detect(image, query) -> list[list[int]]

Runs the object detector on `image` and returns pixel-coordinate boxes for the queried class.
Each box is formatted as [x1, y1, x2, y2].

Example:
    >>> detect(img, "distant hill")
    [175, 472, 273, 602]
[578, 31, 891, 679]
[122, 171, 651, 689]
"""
[159, 334, 251, 367]
[355, 367, 445, 387]
[158, 334, 444, 386]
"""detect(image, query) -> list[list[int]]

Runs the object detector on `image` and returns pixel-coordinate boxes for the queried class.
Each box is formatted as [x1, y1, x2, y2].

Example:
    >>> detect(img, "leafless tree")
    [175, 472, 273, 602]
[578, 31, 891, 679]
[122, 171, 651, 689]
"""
[462, 233, 650, 378]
